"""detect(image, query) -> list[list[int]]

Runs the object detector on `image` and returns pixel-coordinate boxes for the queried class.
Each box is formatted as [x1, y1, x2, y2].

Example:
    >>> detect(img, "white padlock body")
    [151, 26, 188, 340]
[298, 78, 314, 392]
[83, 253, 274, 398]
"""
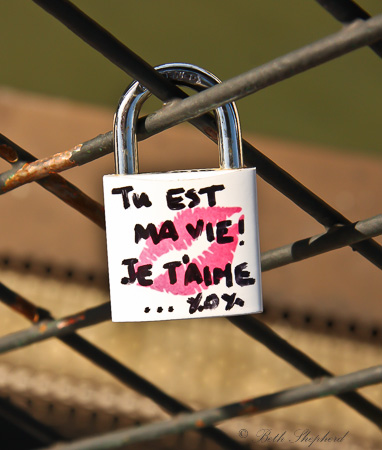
[103, 168, 262, 322]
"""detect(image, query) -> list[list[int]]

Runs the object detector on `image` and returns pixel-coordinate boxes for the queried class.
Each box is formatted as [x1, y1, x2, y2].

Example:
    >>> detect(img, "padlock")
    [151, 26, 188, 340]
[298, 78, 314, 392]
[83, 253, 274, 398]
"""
[103, 63, 262, 322]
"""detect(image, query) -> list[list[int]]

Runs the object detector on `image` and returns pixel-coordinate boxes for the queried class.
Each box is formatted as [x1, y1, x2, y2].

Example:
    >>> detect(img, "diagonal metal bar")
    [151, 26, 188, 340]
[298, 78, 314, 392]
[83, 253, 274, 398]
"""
[0, 396, 64, 447]
[57, 335, 244, 450]
[0, 294, 380, 428]
[241, 149, 382, 270]
[41, 366, 382, 450]
[228, 315, 382, 428]
[32, 0, 382, 114]
[0, 283, 244, 450]
[0, 296, 110, 350]
[0, 277, 64, 444]
[315, 0, 382, 57]
[31, 0, 186, 102]
[136, 15, 382, 137]
[38, 173, 105, 228]
[0, 134, 105, 228]
[262, 214, 382, 271]
[0, 282, 47, 323]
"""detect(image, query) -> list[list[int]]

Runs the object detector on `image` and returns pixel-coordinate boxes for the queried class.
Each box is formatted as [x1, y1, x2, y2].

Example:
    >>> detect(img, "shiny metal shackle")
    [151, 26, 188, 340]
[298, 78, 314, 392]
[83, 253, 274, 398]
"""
[114, 63, 243, 175]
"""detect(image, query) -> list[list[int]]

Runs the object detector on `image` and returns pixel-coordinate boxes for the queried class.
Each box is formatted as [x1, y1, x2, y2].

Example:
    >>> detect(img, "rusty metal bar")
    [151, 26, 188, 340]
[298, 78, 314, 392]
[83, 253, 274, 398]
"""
[0, 135, 105, 229]
[0, 295, 380, 427]
[0, 283, 48, 323]
[42, 366, 382, 450]
[0, 282, 244, 450]
[262, 214, 382, 271]
[315, 0, 382, 57]
[0, 132, 112, 196]
[0, 299, 110, 352]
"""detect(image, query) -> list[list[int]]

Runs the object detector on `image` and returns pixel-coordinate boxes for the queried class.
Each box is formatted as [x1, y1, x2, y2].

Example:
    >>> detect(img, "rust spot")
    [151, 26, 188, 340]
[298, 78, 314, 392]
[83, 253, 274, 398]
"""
[202, 127, 218, 142]
[0, 144, 18, 163]
[39, 323, 47, 333]
[11, 295, 40, 322]
[238, 405, 258, 416]
[57, 314, 86, 330]
[0, 144, 105, 229]
[239, 398, 252, 406]
[195, 419, 205, 428]
[3, 145, 82, 192]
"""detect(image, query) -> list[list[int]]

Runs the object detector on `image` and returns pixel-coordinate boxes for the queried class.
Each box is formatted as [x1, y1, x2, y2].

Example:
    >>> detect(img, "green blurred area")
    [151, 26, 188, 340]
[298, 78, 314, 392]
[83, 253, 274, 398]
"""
[1, 0, 381, 155]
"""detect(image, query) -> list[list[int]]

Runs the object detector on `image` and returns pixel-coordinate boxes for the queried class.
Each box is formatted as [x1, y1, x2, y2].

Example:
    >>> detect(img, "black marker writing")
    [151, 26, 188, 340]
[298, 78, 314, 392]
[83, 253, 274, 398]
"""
[161, 260, 255, 288]
[185, 220, 204, 239]
[221, 293, 244, 311]
[112, 186, 152, 209]
[198, 185, 225, 207]
[187, 292, 244, 315]
[166, 184, 225, 210]
[121, 258, 153, 286]
[135, 221, 179, 244]
[235, 263, 256, 286]
[162, 261, 182, 285]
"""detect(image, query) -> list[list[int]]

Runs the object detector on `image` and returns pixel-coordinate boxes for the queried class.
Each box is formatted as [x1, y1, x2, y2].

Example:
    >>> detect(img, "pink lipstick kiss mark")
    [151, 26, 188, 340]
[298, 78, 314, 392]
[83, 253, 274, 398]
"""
[138, 207, 243, 295]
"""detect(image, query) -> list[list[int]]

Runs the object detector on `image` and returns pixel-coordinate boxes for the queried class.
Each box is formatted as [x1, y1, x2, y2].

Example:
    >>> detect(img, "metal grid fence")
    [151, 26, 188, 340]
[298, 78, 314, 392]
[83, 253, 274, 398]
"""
[0, 0, 381, 448]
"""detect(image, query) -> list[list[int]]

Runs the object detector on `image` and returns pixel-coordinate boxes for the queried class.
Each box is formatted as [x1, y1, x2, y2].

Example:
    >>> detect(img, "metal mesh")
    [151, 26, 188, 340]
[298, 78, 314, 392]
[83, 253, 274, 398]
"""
[0, 0, 381, 448]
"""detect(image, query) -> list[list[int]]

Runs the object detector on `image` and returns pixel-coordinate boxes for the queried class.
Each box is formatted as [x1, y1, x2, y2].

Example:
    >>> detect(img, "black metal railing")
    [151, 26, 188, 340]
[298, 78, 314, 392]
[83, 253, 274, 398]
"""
[0, 0, 381, 449]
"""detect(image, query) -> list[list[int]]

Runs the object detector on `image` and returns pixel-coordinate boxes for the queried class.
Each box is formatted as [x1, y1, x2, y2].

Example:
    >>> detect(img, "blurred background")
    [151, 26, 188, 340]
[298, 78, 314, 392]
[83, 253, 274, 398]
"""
[0, 1, 381, 449]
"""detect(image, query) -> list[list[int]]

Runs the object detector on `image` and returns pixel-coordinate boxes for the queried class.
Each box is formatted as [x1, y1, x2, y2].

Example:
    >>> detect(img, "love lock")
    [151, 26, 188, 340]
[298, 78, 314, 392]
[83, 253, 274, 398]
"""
[103, 63, 262, 322]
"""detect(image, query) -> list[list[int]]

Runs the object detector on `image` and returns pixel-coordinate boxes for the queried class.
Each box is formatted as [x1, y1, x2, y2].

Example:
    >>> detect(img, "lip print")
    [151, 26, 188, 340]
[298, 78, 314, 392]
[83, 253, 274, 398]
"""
[137, 206, 243, 295]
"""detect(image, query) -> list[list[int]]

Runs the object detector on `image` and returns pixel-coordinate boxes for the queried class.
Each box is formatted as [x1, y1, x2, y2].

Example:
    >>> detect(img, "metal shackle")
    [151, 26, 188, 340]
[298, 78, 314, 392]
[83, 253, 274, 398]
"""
[114, 63, 243, 175]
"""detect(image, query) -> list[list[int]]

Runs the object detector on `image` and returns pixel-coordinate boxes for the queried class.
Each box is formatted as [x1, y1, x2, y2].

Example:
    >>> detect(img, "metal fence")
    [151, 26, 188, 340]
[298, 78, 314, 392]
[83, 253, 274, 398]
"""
[0, 0, 381, 449]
